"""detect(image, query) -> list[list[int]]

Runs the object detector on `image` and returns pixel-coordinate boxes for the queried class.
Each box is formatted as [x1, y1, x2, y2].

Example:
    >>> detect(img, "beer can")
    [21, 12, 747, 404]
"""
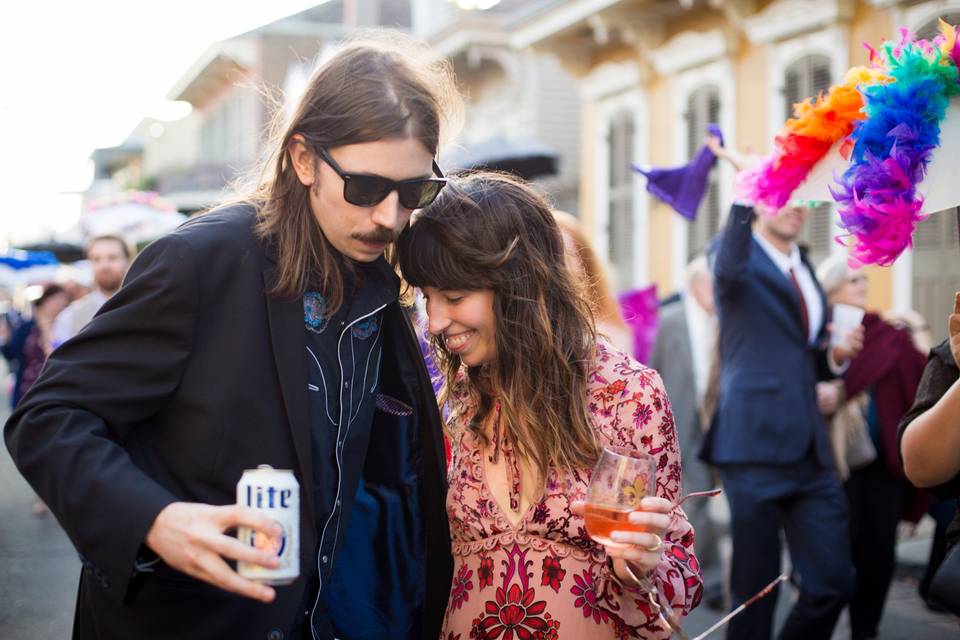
[236, 465, 300, 585]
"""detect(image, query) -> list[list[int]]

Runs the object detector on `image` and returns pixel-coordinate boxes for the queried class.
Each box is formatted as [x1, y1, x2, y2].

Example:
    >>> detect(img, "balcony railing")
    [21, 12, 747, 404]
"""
[154, 163, 244, 194]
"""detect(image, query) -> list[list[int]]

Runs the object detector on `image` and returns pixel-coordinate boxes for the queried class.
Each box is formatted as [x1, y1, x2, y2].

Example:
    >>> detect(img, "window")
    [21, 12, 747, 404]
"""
[783, 55, 832, 118]
[784, 54, 833, 266]
[912, 209, 960, 341]
[607, 109, 635, 290]
[685, 86, 721, 260]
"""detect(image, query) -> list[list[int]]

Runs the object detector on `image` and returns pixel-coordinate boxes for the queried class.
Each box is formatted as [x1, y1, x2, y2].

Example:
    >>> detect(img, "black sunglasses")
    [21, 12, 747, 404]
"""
[315, 146, 446, 210]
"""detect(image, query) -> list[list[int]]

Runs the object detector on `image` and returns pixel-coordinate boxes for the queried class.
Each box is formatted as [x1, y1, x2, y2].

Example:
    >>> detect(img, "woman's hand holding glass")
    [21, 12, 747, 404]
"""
[577, 447, 690, 637]
[607, 497, 673, 579]
[576, 447, 665, 584]
[570, 497, 672, 581]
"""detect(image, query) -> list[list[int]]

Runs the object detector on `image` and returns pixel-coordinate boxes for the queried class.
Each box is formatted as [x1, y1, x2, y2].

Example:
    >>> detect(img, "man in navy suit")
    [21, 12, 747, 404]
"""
[702, 201, 863, 639]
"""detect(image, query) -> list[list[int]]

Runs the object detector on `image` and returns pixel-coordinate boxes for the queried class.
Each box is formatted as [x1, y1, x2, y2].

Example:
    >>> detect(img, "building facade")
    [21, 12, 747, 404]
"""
[414, 0, 583, 213]
[91, 1, 413, 214]
[505, 0, 960, 341]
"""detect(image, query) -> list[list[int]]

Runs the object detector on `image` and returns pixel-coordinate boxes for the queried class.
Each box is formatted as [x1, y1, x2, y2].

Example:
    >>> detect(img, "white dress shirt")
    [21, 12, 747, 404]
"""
[752, 231, 823, 345]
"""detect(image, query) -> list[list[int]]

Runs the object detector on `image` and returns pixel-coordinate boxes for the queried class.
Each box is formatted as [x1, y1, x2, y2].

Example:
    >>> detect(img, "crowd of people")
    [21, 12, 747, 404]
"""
[1, 29, 958, 640]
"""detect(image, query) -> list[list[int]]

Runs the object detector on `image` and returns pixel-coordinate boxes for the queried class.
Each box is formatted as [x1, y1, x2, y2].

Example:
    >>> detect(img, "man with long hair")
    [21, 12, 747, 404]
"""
[5, 33, 459, 640]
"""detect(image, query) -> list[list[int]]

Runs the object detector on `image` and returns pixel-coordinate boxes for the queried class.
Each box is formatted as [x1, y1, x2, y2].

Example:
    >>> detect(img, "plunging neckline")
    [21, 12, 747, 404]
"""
[479, 444, 541, 529]
[477, 407, 542, 529]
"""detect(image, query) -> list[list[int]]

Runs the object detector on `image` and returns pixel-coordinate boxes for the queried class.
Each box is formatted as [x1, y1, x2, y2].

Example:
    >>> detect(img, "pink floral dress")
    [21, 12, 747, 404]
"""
[441, 340, 702, 640]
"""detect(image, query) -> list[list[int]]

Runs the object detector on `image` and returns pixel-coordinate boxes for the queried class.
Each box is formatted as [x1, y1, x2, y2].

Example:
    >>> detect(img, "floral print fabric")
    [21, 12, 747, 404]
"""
[441, 340, 703, 639]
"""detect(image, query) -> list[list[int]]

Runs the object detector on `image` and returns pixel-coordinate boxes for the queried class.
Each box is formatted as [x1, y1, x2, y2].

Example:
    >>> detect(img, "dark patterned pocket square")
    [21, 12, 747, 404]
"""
[375, 393, 413, 416]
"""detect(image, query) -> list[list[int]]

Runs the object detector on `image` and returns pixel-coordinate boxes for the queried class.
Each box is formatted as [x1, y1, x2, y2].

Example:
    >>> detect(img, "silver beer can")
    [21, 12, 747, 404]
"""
[236, 465, 300, 585]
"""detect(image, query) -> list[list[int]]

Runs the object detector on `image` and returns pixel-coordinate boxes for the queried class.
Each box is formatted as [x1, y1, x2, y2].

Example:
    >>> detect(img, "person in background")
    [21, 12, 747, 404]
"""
[899, 292, 960, 604]
[816, 254, 926, 640]
[1, 283, 70, 516]
[2, 284, 70, 409]
[883, 307, 933, 355]
[553, 210, 634, 354]
[649, 255, 723, 609]
[399, 172, 702, 639]
[704, 132, 864, 640]
[51, 235, 132, 348]
[59, 278, 91, 305]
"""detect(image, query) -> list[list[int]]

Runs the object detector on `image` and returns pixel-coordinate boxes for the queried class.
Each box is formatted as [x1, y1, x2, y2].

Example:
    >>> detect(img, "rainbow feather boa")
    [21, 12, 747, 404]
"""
[740, 22, 960, 266]
[737, 65, 887, 211]
[835, 24, 960, 265]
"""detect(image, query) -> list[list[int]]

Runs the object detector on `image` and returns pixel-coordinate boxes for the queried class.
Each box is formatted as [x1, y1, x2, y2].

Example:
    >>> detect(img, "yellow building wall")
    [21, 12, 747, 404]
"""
[667, 6, 728, 37]
[735, 40, 770, 155]
[571, 1, 905, 311]
[850, 3, 893, 67]
[647, 74, 675, 293]
[864, 264, 893, 311]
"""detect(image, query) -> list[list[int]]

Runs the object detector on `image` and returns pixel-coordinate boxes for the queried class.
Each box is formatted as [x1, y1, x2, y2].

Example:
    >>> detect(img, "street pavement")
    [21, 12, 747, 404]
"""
[0, 402, 957, 638]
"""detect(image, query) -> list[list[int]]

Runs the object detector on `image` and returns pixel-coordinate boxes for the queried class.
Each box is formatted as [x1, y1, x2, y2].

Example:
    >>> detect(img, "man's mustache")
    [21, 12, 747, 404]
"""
[353, 228, 399, 243]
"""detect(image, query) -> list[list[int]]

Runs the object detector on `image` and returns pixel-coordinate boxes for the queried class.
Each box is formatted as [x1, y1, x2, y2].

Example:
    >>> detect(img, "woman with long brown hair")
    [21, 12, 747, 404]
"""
[397, 172, 701, 639]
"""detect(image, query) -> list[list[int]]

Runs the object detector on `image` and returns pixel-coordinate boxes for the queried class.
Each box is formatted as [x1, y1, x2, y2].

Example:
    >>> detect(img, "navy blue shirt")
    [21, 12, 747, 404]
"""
[302, 258, 398, 620]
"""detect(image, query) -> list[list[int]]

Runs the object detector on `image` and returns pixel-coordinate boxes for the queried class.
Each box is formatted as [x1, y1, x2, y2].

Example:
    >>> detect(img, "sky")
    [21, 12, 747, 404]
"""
[0, 0, 323, 246]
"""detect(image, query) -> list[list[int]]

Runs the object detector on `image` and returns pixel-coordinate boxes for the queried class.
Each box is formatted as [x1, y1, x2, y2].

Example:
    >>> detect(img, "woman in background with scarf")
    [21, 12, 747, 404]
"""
[817, 255, 927, 640]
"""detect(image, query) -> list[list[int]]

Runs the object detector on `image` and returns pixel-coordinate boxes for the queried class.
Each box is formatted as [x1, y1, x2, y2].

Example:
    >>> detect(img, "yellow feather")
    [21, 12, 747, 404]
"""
[939, 18, 956, 56]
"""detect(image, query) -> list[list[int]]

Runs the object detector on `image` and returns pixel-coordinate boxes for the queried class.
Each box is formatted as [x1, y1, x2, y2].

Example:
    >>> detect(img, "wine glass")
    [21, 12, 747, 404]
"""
[585, 447, 689, 639]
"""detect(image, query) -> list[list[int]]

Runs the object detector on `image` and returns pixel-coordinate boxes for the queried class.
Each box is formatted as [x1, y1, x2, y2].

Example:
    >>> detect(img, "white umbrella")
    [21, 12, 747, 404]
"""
[79, 193, 187, 243]
[80, 202, 187, 239]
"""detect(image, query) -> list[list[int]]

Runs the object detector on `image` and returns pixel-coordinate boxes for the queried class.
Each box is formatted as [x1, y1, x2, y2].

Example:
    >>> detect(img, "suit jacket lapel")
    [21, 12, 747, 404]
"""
[262, 260, 313, 523]
[750, 238, 808, 342]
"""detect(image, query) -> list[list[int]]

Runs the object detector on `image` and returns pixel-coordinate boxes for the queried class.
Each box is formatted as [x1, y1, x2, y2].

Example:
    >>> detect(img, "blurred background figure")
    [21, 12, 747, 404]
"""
[51, 235, 132, 348]
[2, 284, 70, 409]
[704, 141, 863, 639]
[882, 307, 933, 356]
[817, 254, 927, 640]
[1, 283, 70, 515]
[554, 210, 634, 354]
[649, 254, 724, 610]
[58, 279, 91, 305]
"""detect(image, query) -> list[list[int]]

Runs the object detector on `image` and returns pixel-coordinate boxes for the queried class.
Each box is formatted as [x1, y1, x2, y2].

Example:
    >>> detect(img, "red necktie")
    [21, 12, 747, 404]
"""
[788, 268, 809, 340]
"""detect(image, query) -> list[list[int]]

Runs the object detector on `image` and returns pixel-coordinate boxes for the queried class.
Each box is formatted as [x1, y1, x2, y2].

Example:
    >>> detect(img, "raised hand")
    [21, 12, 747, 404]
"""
[706, 134, 748, 173]
[949, 292, 960, 368]
[816, 381, 841, 415]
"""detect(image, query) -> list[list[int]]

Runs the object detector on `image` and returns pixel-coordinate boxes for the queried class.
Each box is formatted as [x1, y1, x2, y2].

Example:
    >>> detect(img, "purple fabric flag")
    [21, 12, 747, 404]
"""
[618, 284, 659, 365]
[633, 124, 723, 220]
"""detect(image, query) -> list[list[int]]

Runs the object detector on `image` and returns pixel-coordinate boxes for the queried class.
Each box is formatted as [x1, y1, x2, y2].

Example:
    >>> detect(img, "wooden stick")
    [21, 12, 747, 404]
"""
[691, 574, 789, 640]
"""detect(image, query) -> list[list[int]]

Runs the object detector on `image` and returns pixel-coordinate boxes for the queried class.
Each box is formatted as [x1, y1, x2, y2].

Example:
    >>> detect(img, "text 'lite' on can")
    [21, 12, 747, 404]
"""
[236, 465, 300, 585]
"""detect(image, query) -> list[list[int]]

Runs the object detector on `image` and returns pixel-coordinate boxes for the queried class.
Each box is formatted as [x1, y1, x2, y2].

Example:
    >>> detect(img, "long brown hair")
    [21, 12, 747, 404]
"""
[397, 172, 601, 479]
[248, 30, 460, 312]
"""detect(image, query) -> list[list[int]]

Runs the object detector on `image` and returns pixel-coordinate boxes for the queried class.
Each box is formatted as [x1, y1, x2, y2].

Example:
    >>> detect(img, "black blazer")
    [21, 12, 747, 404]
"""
[4, 205, 452, 640]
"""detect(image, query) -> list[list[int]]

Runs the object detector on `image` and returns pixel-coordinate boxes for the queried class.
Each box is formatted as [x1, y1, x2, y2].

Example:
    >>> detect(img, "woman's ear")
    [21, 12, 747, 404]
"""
[289, 134, 316, 187]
